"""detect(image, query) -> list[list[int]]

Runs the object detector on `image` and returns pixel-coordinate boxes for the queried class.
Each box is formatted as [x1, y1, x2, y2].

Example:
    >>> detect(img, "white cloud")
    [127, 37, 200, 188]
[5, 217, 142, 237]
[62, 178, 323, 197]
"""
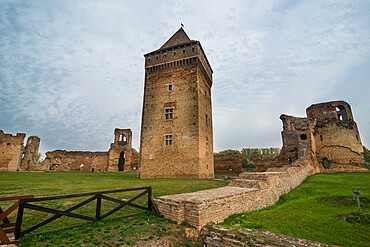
[0, 0, 369, 156]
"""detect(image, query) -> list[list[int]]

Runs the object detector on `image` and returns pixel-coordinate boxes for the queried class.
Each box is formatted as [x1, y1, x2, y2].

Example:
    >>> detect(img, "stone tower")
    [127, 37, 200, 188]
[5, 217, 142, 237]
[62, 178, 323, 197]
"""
[139, 28, 214, 178]
[306, 101, 365, 171]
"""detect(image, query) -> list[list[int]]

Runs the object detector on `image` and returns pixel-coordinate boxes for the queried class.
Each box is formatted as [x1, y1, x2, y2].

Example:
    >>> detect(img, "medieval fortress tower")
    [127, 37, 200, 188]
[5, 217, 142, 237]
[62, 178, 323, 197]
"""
[139, 28, 214, 178]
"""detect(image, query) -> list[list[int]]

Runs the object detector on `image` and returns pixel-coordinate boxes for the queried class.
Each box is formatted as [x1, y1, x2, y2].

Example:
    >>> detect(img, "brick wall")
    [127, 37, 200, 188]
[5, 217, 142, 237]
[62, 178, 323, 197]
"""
[154, 158, 317, 229]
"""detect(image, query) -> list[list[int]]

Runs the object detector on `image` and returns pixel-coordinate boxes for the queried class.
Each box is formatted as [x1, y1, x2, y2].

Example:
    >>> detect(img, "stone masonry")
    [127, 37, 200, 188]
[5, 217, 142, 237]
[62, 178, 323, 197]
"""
[40, 128, 138, 172]
[252, 101, 367, 173]
[154, 157, 317, 229]
[214, 152, 243, 175]
[139, 28, 214, 178]
[0, 130, 40, 172]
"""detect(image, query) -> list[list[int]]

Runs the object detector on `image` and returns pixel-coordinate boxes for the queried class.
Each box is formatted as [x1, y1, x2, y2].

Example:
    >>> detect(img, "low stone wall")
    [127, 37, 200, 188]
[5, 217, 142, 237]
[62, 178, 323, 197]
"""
[154, 158, 316, 229]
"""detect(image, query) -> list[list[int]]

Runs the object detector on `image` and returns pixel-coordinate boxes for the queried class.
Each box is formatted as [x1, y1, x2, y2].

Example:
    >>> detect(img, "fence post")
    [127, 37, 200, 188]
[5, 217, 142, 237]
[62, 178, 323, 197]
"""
[148, 187, 152, 211]
[14, 201, 25, 240]
[96, 194, 101, 221]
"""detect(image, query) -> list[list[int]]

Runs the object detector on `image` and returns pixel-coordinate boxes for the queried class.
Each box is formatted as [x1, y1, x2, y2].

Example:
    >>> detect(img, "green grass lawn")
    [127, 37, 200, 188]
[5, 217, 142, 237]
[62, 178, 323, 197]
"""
[221, 172, 370, 247]
[0, 171, 228, 246]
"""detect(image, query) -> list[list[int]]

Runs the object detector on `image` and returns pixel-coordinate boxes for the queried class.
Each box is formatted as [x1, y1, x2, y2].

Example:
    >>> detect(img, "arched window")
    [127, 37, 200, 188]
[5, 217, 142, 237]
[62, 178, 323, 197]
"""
[336, 105, 348, 122]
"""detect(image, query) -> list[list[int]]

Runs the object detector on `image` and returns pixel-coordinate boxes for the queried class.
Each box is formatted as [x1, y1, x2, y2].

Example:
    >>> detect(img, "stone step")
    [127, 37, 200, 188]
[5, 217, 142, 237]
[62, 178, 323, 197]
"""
[238, 171, 288, 181]
[229, 179, 267, 189]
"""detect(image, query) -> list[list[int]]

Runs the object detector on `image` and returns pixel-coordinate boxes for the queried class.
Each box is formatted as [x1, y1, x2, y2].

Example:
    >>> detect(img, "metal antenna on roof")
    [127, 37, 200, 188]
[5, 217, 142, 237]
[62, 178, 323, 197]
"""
[181, 23, 184, 28]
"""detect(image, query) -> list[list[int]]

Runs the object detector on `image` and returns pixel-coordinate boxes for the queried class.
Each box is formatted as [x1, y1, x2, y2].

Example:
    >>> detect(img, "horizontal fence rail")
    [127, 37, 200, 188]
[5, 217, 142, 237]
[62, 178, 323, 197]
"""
[14, 187, 160, 240]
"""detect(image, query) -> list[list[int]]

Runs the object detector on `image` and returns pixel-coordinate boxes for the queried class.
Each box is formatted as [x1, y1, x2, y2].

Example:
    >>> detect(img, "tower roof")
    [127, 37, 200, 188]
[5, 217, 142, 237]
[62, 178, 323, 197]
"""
[160, 27, 192, 49]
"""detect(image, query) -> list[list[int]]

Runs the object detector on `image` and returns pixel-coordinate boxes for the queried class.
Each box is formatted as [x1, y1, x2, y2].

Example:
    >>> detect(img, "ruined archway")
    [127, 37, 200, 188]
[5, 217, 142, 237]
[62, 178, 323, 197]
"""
[118, 151, 125, 171]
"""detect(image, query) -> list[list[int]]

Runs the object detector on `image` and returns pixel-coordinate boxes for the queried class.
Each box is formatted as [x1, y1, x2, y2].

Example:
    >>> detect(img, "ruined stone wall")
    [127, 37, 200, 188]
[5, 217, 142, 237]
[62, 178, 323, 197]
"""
[40, 150, 109, 172]
[38, 128, 138, 172]
[214, 152, 243, 175]
[279, 115, 310, 162]
[140, 28, 214, 179]
[0, 130, 25, 171]
[203, 225, 336, 247]
[154, 158, 316, 229]
[307, 101, 366, 172]
[20, 136, 40, 171]
[253, 101, 367, 173]
[250, 153, 279, 172]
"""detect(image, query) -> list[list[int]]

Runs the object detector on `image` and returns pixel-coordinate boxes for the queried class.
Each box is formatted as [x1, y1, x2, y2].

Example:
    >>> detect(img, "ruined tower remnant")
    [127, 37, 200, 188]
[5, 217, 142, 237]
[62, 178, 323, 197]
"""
[139, 28, 214, 178]
[306, 101, 365, 172]
[108, 128, 138, 172]
[0, 130, 40, 171]
[252, 101, 366, 173]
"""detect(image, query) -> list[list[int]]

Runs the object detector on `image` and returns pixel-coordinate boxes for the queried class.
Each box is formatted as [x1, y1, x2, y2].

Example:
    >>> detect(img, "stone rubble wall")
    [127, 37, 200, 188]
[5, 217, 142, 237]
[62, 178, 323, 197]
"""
[214, 152, 243, 175]
[154, 158, 317, 229]
[202, 225, 339, 247]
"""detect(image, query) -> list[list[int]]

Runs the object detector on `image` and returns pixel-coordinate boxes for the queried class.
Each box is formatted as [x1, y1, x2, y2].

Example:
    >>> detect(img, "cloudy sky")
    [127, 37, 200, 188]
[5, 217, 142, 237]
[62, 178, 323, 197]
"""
[1, 0, 369, 157]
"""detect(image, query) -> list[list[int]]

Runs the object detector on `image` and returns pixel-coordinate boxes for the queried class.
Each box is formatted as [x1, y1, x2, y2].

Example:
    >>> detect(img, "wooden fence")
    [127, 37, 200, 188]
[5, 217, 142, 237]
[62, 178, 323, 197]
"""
[0, 195, 34, 245]
[0, 187, 160, 245]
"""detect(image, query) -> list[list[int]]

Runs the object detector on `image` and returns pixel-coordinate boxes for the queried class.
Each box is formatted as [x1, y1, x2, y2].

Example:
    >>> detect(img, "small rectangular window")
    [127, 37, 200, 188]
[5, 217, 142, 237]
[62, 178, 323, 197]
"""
[165, 108, 174, 120]
[168, 84, 173, 91]
[183, 50, 185, 54]
[165, 135, 173, 146]
[206, 137, 209, 152]
[206, 114, 208, 125]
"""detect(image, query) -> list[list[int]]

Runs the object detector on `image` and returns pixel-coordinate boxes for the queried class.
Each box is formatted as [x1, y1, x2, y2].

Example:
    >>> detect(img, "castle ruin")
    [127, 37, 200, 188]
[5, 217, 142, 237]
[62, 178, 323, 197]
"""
[0, 130, 40, 172]
[40, 128, 138, 172]
[252, 101, 367, 172]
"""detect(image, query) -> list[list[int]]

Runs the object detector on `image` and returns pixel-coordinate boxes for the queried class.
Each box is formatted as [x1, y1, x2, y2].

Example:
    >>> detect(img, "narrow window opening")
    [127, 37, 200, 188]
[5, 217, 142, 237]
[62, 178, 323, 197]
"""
[205, 91, 207, 96]
[148, 58, 151, 63]
[156, 56, 158, 60]
[192, 47, 195, 52]
[165, 108, 174, 120]
[183, 50, 185, 54]
[68, 164, 71, 167]
[336, 105, 348, 121]
[356, 135, 359, 141]
[164, 53, 167, 58]
[206, 114, 208, 125]
[206, 137, 209, 152]
[168, 84, 173, 91]
[174, 52, 176, 56]
[320, 135, 323, 141]
[300, 134, 307, 140]
[165, 135, 173, 146]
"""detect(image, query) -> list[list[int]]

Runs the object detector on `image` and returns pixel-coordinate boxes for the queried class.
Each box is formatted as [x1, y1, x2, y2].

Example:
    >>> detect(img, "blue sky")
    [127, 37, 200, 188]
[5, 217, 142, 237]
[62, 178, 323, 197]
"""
[1, 0, 369, 157]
